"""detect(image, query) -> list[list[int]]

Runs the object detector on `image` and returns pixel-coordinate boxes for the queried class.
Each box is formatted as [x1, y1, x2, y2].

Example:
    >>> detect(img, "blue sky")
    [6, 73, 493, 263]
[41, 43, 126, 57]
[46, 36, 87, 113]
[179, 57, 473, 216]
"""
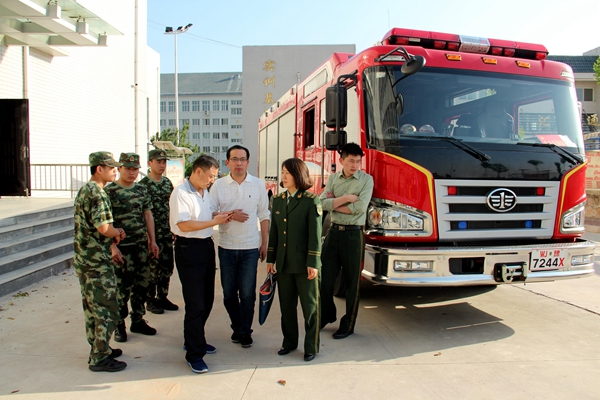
[148, 0, 600, 74]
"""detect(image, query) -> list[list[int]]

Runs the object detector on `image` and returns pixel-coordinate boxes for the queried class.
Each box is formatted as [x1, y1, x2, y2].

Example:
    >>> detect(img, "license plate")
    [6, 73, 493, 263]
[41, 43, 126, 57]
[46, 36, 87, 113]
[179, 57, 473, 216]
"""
[530, 249, 565, 270]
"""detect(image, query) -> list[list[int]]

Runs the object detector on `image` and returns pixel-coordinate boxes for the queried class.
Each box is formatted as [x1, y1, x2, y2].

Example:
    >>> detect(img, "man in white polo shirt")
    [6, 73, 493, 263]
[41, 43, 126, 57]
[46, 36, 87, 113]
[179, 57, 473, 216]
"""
[169, 154, 232, 374]
[209, 145, 270, 348]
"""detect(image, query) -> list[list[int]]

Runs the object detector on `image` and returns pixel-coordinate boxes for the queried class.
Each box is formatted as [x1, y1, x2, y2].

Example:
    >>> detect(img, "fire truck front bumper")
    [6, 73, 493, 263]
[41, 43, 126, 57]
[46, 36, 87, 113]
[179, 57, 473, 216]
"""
[362, 240, 596, 286]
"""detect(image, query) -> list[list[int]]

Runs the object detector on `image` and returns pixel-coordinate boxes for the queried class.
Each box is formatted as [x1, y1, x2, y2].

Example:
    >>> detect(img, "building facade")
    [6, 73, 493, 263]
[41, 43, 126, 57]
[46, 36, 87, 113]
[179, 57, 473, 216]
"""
[159, 72, 243, 169]
[0, 0, 159, 197]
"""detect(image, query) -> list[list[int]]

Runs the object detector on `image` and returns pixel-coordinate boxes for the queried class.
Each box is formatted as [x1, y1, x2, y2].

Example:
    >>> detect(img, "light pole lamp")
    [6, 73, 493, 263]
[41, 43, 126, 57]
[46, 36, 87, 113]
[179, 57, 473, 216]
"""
[165, 23, 192, 145]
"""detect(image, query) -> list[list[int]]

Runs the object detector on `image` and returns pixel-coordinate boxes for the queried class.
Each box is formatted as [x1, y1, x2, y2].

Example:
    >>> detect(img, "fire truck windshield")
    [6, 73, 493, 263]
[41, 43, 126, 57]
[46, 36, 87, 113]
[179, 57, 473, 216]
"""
[363, 67, 584, 153]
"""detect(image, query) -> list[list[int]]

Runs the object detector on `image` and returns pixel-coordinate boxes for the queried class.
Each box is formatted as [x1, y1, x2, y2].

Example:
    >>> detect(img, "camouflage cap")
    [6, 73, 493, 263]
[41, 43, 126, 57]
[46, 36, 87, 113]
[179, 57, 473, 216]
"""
[119, 152, 141, 168]
[89, 151, 121, 167]
[148, 149, 169, 161]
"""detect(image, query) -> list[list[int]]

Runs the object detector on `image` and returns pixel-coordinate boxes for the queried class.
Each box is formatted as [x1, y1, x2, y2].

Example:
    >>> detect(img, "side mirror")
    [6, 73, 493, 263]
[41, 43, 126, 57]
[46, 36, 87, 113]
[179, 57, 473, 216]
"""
[401, 55, 426, 76]
[325, 86, 347, 129]
[326, 130, 347, 151]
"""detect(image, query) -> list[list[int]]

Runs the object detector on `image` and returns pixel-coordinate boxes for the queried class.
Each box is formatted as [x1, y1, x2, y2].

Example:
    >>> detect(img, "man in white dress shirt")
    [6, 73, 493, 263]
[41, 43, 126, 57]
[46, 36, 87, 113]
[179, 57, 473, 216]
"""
[209, 145, 270, 348]
[169, 154, 231, 374]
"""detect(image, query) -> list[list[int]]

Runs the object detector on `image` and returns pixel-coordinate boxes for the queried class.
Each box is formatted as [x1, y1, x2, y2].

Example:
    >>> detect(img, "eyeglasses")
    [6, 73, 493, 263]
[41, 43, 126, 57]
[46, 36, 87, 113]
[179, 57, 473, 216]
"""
[229, 157, 248, 163]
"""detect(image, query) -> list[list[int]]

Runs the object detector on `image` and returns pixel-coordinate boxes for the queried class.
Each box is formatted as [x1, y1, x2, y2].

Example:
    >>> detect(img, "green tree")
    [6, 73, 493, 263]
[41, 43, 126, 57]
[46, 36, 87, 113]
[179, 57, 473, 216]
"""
[594, 55, 600, 84]
[149, 123, 201, 177]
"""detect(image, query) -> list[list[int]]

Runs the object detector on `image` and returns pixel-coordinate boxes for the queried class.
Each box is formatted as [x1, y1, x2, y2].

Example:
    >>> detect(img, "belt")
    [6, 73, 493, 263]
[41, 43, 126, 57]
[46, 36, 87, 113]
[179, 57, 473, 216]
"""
[175, 235, 212, 242]
[331, 223, 363, 231]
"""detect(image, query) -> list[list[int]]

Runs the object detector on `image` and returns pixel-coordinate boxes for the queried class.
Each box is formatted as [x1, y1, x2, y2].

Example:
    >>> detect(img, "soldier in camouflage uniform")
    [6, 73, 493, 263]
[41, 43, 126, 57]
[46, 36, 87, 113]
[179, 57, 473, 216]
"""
[139, 149, 178, 314]
[105, 153, 160, 342]
[74, 151, 127, 372]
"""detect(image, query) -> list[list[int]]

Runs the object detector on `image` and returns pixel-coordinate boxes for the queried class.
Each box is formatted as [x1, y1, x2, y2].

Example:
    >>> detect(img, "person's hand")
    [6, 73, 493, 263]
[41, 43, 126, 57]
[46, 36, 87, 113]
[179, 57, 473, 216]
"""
[267, 263, 276, 274]
[345, 194, 359, 203]
[149, 241, 159, 259]
[230, 209, 249, 222]
[111, 243, 124, 264]
[307, 267, 318, 280]
[214, 212, 233, 225]
[259, 243, 267, 262]
[113, 228, 126, 245]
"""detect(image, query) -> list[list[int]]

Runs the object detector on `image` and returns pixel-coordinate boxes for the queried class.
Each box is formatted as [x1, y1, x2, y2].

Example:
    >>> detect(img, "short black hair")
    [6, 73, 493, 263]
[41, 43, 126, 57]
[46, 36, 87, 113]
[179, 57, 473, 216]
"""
[192, 154, 219, 172]
[280, 158, 313, 190]
[90, 165, 99, 175]
[227, 145, 249, 160]
[341, 142, 364, 159]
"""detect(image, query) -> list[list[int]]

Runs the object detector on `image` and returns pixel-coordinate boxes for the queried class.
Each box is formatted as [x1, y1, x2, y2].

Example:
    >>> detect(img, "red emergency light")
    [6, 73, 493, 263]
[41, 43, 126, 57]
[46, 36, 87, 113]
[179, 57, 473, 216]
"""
[381, 28, 549, 61]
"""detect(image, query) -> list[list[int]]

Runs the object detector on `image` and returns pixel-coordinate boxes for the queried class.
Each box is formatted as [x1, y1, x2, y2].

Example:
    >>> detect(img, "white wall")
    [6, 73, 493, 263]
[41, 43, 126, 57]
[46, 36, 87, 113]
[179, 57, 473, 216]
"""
[0, 0, 159, 169]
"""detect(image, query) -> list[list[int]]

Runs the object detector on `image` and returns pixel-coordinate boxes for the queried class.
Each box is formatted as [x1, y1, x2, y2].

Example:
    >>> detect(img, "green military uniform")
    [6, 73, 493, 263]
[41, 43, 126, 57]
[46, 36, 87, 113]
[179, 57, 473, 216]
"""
[320, 168, 374, 335]
[73, 152, 120, 365]
[105, 154, 153, 325]
[266, 190, 322, 354]
[139, 152, 174, 304]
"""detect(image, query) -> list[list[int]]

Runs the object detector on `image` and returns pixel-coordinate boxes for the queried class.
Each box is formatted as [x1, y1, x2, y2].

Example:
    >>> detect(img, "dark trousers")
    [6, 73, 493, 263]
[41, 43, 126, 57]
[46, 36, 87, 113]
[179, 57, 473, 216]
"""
[321, 229, 364, 333]
[218, 247, 259, 336]
[277, 271, 320, 354]
[175, 236, 216, 362]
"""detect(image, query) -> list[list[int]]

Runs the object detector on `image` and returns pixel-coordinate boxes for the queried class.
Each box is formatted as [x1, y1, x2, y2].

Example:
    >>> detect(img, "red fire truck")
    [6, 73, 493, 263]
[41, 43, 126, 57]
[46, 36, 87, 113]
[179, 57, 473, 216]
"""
[258, 28, 596, 286]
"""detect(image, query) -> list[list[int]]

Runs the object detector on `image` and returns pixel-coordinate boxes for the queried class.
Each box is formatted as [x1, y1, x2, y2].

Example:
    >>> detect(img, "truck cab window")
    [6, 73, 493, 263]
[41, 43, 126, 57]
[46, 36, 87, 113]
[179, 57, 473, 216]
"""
[304, 107, 315, 148]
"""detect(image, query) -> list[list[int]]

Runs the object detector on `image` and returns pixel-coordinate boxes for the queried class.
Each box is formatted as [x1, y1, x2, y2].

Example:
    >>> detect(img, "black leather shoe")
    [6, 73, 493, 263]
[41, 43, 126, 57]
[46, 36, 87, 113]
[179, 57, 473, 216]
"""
[277, 347, 291, 356]
[332, 329, 354, 339]
[114, 323, 127, 343]
[320, 318, 336, 330]
[304, 353, 315, 362]
[109, 347, 123, 359]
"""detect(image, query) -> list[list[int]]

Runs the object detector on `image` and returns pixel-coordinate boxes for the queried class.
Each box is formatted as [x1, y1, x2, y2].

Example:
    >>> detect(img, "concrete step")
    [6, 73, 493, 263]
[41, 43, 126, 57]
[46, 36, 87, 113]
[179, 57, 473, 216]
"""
[0, 214, 73, 243]
[0, 205, 73, 229]
[0, 238, 73, 276]
[0, 251, 73, 298]
[0, 225, 73, 258]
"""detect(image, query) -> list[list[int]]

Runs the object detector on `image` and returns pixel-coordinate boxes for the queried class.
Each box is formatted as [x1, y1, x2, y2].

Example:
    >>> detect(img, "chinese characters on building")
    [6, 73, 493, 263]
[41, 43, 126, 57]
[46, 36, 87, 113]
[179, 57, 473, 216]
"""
[263, 60, 275, 104]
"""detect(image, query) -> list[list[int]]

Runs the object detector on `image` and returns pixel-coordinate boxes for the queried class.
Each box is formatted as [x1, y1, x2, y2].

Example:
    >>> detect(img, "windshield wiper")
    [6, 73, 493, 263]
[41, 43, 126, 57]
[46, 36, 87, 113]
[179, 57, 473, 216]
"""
[516, 142, 583, 165]
[407, 135, 491, 163]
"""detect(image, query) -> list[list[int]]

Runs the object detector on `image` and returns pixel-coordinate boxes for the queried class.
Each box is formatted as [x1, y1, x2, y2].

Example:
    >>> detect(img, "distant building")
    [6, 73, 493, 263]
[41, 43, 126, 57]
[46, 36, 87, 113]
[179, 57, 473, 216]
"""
[160, 72, 243, 169]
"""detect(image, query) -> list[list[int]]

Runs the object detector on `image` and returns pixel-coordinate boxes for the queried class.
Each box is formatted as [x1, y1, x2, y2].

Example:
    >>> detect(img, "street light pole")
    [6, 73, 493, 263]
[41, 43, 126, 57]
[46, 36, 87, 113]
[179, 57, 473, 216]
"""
[165, 23, 192, 146]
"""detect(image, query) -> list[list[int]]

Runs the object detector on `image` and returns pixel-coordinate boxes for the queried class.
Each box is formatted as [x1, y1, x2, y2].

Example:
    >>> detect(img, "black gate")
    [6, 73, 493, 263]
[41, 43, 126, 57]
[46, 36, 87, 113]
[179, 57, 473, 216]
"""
[0, 99, 30, 197]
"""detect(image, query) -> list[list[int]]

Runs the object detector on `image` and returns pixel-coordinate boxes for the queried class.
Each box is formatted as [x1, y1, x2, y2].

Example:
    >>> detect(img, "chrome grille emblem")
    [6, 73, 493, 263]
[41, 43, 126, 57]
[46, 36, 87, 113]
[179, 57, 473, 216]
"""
[486, 188, 517, 212]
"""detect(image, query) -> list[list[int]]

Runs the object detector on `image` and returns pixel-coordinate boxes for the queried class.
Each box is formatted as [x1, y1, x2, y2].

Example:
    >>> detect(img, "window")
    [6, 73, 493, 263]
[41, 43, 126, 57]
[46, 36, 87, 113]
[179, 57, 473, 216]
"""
[576, 88, 594, 102]
[192, 119, 200, 126]
[168, 101, 175, 112]
[231, 108, 242, 115]
[160, 101, 166, 113]
[160, 119, 166, 126]
[168, 119, 176, 126]
[221, 100, 228, 111]
[212, 146, 219, 153]
[220, 146, 227, 152]
[203, 132, 210, 139]
[213, 132, 220, 139]
[222, 132, 228, 139]
[231, 124, 242, 129]
[192, 132, 200, 139]
[231, 100, 242, 105]
[202, 146, 210, 153]
[192, 100, 200, 111]
[202, 118, 210, 126]
[231, 139, 243, 143]
[202, 101, 210, 111]
[182, 101, 189, 112]
[181, 119, 189, 127]
[221, 160, 227, 168]
[212, 118, 220, 126]
[221, 118, 229, 125]
[213, 100, 220, 111]
[303, 107, 315, 148]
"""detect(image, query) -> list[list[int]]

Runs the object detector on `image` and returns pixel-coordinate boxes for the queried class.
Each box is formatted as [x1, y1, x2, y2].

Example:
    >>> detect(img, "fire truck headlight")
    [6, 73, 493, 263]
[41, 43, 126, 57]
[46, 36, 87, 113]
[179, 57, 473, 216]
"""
[561, 203, 585, 234]
[367, 199, 428, 235]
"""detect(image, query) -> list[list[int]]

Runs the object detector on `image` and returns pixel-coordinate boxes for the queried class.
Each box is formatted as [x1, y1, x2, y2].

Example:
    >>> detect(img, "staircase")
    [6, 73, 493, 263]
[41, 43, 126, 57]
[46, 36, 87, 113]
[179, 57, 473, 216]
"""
[0, 203, 74, 298]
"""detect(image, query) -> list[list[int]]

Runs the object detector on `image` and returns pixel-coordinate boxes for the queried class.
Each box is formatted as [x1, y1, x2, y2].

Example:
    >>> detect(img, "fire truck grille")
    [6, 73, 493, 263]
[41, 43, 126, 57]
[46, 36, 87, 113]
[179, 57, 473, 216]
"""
[435, 180, 560, 241]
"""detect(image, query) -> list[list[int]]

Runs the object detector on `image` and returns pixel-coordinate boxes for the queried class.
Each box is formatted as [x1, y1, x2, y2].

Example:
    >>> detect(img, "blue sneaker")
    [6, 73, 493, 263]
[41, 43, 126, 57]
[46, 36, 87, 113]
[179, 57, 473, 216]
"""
[187, 358, 208, 374]
[183, 344, 216, 354]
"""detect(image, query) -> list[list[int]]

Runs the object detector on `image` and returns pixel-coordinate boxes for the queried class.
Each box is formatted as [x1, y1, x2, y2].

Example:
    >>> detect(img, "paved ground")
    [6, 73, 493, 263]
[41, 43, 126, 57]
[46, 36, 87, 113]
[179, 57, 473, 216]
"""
[1, 223, 600, 398]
